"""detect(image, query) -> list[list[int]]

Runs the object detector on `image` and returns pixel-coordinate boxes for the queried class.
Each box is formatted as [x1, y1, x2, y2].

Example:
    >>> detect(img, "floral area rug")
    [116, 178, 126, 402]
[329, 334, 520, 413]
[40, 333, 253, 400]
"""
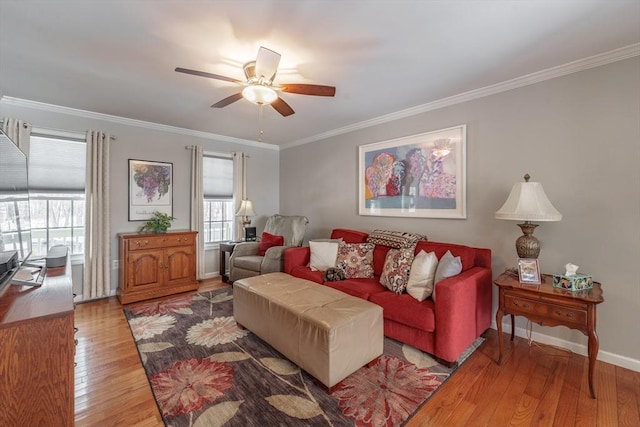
[123, 287, 483, 427]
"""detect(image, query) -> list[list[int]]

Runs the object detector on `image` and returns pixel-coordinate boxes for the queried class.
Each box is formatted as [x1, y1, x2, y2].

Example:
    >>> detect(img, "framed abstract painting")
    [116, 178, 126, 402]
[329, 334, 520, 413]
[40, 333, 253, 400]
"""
[128, 159, 173, 221]
[358, 125, 466, 219]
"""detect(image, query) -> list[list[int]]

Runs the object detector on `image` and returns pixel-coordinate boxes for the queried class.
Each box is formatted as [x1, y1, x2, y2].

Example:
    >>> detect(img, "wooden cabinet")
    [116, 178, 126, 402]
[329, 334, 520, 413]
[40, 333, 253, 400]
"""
[0, 258, 75, 426]
[117, 231, 199, 304]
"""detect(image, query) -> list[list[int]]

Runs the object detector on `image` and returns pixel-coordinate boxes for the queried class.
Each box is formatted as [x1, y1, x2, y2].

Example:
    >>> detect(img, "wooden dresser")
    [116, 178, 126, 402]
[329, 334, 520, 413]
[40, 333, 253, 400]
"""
[117, 231, 199, 304]
[0, 258, 75, 426]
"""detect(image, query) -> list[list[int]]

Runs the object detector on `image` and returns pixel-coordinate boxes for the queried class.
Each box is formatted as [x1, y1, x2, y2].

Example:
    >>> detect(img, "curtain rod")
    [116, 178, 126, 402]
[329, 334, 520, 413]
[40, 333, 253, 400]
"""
[184, 145, 249, 158]
[1, 119, 116, 140]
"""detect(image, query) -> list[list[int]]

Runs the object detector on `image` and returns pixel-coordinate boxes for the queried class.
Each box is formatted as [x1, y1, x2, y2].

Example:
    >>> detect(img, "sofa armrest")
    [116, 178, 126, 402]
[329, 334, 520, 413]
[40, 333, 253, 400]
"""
[230, 242, 260, 258]
[261, 245, 293, 274]
[284, 246, 310, 274]
[434, 267, 493, 363]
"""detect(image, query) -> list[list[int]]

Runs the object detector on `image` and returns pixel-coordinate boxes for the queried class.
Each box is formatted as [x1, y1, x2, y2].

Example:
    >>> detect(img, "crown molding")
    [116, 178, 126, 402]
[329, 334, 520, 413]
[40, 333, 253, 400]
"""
[2, 43, 637, 152]
[281, 43, 640, 149]
[0, 96, 279, 151]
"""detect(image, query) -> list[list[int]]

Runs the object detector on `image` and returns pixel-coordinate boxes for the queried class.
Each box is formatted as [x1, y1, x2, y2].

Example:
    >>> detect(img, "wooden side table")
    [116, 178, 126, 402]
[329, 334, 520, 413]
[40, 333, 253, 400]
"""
[219, 242, 236, 283]
[494, 272, 604, 398]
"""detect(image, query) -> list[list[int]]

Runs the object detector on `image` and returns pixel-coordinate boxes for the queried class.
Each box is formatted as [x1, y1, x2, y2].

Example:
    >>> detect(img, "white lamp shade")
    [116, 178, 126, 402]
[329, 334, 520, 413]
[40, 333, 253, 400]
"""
[495, 181, 562, 222]
[236, 199, 256, 217]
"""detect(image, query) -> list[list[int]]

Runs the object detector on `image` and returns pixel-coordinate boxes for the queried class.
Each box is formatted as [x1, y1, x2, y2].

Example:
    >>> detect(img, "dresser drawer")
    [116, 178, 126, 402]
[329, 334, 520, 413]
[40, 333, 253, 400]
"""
[126, 234, 194, 251]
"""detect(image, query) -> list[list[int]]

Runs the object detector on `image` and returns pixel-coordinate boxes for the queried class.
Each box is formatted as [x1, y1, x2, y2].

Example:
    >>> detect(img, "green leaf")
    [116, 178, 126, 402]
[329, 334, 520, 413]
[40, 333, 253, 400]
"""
[265, 395, 323, 419]
[193, 401, 243, 427]
[260, 357, 300, 375]
[209, 352, 251, 362]
[138, 342, 174, 354]
[402, 344, 438, 368]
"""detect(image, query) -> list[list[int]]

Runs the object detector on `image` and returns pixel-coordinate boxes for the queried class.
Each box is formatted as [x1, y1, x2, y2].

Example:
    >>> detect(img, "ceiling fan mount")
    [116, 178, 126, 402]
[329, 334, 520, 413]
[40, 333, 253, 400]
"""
[175, 46, 336, 117]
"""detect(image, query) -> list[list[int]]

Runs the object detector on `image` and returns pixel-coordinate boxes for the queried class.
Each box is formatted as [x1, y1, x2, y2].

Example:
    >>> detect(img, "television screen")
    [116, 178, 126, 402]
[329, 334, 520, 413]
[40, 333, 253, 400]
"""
[0, 129, 32, 263]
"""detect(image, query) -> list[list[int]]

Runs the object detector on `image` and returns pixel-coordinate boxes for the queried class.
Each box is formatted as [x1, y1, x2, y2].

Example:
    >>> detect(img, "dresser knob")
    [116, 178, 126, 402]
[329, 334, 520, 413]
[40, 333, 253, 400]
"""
[566, 312, 574, 318]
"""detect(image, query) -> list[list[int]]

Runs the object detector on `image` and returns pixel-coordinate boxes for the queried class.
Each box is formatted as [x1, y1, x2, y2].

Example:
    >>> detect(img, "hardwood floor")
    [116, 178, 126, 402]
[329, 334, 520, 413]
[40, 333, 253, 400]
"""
[74, 280, 640, 426]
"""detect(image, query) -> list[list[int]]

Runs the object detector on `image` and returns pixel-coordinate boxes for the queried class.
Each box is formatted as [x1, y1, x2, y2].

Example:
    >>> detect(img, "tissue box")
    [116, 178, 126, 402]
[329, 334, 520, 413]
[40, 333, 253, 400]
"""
[552, 273, 593, 291]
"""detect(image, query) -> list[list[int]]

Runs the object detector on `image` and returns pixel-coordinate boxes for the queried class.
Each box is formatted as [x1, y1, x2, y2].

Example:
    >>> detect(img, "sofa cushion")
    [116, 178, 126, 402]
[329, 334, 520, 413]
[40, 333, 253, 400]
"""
[369, 292, 436, 333]
[366, 229, 426, 249]
[416, 241, 476, 272]
[336, 242, 375, 278]
[258, 232, 284, 256]
[432, 250, 462, 301]
[289, 265, 324, 284]
[309, 240, 340, 271]
[330, 228, 368, 243]
[379, 248, 414, 294]
[372, 245, 391, 277]
[406, 250, 438, 301]
[324, 278, 386, 300]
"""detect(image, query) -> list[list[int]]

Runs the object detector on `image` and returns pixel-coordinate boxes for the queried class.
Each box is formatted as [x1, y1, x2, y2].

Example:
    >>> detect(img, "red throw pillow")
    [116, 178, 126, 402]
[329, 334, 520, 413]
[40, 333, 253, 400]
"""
[258, 232, 284, 256]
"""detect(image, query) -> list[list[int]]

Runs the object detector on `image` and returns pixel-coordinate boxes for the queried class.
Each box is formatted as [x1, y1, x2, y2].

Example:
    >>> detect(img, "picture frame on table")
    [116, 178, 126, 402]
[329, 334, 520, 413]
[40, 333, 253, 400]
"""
[518, 258, 541, 284]
[358, 124, 466, 219]
[128, 159, 173, 221]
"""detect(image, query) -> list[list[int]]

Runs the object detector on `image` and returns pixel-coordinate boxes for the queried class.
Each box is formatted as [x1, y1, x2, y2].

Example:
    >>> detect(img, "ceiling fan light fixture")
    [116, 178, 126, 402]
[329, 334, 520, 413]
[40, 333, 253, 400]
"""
[242, 85, 278, 105]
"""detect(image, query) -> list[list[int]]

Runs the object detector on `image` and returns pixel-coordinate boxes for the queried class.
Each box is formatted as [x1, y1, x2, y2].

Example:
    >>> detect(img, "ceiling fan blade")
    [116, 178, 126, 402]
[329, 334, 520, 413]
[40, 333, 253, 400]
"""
[211, 93, 244, 108]
[254, 47, 281, 83]
[280, 83, 336, 97]
[175, 67, 242, 84]
[271, 97, 295, 117]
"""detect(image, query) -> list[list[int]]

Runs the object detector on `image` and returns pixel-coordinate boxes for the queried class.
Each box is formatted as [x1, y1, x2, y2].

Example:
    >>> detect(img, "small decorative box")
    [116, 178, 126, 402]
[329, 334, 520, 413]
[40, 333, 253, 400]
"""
[552, 273, 593, 291]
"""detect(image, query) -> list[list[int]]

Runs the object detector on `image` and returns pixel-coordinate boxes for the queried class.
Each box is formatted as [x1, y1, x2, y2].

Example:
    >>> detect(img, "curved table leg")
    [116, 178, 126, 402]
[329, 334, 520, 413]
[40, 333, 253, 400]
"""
[496, 307, 504, 365]
[588, 320, 599, 399]
[510, 314, 515, 341]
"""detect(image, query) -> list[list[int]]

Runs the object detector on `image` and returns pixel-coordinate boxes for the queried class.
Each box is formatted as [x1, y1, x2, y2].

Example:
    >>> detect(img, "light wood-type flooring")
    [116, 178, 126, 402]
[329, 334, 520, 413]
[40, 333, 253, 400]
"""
[74, 279, 639, 426]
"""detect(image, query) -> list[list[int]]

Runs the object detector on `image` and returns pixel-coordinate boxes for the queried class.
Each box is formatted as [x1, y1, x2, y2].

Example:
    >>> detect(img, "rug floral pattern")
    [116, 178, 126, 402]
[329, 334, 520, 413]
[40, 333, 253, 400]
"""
[124, 289, 482, 427]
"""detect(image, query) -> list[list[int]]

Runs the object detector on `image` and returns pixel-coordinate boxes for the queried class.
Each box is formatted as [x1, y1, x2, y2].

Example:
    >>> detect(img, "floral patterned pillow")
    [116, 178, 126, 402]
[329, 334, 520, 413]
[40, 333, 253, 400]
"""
[336, 242, 375, 279]
[379, 248, 415, 294]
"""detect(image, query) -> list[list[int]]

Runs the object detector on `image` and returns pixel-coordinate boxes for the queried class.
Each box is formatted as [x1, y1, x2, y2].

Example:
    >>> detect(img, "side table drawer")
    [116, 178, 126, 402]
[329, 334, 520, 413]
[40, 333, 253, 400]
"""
[547, 304, 587, 326]
[504, 293, 587, 327]
[504, 294, 545, 317]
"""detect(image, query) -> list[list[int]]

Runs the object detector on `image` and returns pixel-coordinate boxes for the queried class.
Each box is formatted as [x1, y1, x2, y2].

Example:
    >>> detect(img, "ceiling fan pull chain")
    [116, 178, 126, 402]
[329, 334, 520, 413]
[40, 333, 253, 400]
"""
[258, 104, 264, 143]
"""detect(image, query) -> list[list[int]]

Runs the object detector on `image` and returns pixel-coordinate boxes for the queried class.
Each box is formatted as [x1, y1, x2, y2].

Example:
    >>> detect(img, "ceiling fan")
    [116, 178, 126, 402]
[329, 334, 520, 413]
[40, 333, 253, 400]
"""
[175, 47, 336, 117]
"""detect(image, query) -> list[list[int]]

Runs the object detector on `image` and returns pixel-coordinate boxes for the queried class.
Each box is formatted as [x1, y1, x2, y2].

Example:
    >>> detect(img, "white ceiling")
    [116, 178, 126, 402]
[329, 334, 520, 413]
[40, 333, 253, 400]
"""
[1, 1, 639, 146]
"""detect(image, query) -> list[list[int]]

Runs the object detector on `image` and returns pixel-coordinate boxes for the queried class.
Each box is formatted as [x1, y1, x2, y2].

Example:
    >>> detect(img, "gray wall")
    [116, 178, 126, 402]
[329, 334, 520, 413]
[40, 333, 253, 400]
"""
[0, 102, 280, 296]
[280, 57, 640, 368]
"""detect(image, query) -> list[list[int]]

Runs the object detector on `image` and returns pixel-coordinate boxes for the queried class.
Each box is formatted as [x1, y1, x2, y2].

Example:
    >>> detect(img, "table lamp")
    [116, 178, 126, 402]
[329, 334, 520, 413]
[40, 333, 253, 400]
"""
[236, 199, 256, 240]
[495, 174, 562, 258]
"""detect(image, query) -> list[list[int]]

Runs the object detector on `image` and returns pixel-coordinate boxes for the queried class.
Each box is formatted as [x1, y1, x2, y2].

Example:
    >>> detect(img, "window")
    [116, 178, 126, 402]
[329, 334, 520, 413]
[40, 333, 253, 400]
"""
[202, 155, 234, 244]
[28, 136, 86, 257]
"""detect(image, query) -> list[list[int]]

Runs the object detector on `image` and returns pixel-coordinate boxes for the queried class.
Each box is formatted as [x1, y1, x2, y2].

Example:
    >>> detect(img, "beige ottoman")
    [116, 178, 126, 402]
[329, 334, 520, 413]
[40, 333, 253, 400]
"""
[233, 272, 383, 389]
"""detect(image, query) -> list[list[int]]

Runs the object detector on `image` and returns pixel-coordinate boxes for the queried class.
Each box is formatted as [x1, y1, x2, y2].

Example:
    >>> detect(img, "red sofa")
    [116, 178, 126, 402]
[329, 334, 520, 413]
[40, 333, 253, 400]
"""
[284, 228, 492, 365]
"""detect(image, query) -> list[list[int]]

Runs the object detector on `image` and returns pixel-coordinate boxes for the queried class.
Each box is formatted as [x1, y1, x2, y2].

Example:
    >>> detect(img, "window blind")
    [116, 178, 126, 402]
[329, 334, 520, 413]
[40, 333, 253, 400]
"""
[203, 155, 233, 198]
[28, 136, 86, 193]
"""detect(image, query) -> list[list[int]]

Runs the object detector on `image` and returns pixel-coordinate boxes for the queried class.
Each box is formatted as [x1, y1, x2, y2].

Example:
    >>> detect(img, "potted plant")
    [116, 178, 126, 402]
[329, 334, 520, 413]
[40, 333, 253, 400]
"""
[139, 211, 175, 234]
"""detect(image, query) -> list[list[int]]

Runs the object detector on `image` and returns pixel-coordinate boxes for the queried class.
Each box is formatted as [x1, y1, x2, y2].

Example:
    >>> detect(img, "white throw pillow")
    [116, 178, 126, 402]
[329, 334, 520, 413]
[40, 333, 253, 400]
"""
[432, 250, 462, 301]
[309, 240, 340, 271]
[406, 250, 438, 301]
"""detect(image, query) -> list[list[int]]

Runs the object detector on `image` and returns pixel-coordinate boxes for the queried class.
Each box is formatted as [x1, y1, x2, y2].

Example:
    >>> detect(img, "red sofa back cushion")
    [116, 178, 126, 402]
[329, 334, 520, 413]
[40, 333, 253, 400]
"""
[331, 228, 368, 243]
[330, 228, 479, 274]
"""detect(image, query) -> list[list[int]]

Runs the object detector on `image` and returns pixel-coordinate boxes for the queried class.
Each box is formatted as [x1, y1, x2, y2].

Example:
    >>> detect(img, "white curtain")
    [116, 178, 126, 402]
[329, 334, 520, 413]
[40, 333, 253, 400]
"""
[83, 130, 111, 300]
[2, 117, 32, 154]
[190, 145, 205, 280]
[233, 152, 247, 241]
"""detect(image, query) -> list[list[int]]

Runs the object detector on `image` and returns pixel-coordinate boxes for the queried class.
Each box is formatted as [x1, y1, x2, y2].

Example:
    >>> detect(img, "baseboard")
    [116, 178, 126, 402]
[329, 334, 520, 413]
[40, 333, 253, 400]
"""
[203, 271, 220, 280]
[491, 320, 640, 373]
